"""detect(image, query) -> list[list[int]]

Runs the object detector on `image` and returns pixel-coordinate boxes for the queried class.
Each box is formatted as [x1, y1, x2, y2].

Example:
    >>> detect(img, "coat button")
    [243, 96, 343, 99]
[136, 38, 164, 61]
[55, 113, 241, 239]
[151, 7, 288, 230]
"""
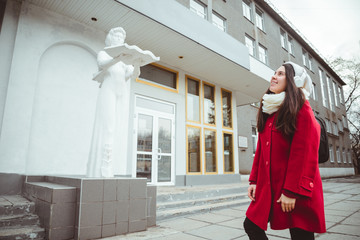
[266, 141, 269, 146]
[266, 161, 269, 166]
[269, 123, 272, 127]
[309, 182, 314, 188]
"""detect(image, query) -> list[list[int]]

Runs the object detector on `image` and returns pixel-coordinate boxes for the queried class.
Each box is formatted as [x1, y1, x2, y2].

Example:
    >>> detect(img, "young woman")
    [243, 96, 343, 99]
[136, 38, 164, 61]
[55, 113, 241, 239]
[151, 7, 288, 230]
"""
[243, 62, 326, 240]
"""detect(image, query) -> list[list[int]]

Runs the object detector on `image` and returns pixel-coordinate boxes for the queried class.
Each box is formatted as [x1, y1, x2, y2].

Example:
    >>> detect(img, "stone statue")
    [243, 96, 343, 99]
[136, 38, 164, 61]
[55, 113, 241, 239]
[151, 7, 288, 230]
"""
[87, 27, 159, 178]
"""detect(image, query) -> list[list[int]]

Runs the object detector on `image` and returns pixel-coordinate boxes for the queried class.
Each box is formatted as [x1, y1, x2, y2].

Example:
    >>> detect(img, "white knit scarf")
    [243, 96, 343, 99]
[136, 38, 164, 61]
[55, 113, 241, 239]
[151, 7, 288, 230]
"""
[262, 92, 285, 114]
[262, 89, 309, 114]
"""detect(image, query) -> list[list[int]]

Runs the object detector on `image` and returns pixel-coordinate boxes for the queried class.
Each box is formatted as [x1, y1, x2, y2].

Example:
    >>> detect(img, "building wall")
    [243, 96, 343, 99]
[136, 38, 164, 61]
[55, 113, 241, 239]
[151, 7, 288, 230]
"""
[0, 0, 240, 184]
[0, 1, 105, 175]
[181, 0, 353, 176]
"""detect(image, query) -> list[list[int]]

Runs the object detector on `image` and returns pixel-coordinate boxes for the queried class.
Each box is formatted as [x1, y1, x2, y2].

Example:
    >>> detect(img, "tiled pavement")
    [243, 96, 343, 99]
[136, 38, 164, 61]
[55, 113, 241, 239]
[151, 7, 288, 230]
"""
[102, 175, 360, 240]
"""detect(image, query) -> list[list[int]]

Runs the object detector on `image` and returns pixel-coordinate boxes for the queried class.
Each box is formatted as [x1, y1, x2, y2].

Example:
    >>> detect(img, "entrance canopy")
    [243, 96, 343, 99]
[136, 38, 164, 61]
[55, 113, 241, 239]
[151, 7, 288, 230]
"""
[28, 0, 272, 105]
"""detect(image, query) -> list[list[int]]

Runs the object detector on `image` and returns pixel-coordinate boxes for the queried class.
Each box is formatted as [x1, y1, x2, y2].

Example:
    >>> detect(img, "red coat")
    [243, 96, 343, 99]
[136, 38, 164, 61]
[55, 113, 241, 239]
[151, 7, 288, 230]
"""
[246, 101, 326, 233]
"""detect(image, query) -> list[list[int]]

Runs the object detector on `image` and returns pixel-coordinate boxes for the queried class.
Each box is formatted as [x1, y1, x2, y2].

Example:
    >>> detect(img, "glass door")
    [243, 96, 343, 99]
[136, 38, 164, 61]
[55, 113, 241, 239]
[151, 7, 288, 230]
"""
[134, 97, 175, 185]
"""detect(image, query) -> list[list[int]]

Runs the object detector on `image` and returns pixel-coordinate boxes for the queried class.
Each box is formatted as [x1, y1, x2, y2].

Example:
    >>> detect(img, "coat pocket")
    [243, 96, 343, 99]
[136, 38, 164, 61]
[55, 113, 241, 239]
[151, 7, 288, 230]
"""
[300, 176, 314, 192]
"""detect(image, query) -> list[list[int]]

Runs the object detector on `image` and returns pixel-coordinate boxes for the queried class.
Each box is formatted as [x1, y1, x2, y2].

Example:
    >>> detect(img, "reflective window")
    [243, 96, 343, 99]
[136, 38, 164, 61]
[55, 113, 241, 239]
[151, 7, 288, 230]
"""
[187, 126, 201, 173]
[242, 0, 252, 21]
[223, 132, 234, 173]
[245, 35, 255, 56]
[212, 11, 226, 32]
[203, 83, 216, 125]
[186, 77, 201, 122]
[255, 8, 264, 31]
[222, 89, 232, 128]
[139, 64, 178, 91]
[190, 0, 207, 19]
[204, 129, 217, 173]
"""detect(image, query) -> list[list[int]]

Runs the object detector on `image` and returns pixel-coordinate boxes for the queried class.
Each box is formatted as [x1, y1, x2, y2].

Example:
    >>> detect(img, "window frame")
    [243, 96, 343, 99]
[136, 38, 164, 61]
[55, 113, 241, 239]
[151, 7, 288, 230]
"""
[342, 148, 347, 163]
[242, 0, 253, 22]
[190, 0, 207, 19]
[329, 144, 334, 163]
[245, 34, 256, 56]
[280, 29, 287, 50]
[137, 63, 179, 93]
[319, 68, 328, 108]
[212, 11, 227, 32]
[258, 44, 268, 64]
[336, 146, 341, 163]
[186, 75, 202, 124]
[186, 125, 203, 174]
[255, 7, 265, 31]
[202, 81, 217, 126]
[223, 131, 235, 174]
[204, 128, 218, 174]
[221, 88, 233, 129]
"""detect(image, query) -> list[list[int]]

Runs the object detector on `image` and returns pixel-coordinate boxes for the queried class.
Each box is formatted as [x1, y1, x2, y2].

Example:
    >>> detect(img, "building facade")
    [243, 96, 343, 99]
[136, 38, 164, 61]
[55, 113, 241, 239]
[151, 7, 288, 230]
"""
[0, 0, 354, 190]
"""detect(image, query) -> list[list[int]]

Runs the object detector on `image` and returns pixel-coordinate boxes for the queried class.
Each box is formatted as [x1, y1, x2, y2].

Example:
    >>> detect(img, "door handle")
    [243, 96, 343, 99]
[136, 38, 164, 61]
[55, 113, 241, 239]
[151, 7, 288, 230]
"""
[157, 148, 162, 160]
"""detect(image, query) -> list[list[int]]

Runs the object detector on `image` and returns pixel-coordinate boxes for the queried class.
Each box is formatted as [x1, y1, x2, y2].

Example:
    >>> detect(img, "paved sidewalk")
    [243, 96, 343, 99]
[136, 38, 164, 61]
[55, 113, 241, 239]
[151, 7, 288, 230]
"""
[102, 175, 360, 240]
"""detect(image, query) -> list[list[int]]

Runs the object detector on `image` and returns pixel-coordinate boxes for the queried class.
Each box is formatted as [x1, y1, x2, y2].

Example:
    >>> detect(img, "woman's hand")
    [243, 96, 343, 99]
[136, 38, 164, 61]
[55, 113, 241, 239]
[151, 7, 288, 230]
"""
[248, 184, 256, 201]
[277, 194, 296, 212]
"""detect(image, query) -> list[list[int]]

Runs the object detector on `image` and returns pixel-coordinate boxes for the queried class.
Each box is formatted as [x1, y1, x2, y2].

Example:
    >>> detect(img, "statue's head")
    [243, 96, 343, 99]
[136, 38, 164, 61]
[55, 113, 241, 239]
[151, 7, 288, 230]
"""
[105, 27, 126, 46]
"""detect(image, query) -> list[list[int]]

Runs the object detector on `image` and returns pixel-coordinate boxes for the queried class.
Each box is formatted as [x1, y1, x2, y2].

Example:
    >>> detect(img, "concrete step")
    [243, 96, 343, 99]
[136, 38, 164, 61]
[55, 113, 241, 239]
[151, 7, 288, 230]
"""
[156, 183, 250, 222]
[157, 184, 248, 203]
[157, 198, 250, 222]
[157, 192, 248, 211]
[0, 225, 45, 240]
[0, 213, 40, 228]
[0, 195, 35, 216]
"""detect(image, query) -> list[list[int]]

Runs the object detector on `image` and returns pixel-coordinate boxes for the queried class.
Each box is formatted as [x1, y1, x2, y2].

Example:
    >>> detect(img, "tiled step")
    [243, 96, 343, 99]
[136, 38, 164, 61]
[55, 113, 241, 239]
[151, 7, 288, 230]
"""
[157, 192, 248, 211]
[0, 195, 35, 216]
[0, 195, 45, 240]
[0, 213, 40, 228]
[0, 225, 45, 240]
[156, 183, 250, 222]
[157, 198, 250, 222]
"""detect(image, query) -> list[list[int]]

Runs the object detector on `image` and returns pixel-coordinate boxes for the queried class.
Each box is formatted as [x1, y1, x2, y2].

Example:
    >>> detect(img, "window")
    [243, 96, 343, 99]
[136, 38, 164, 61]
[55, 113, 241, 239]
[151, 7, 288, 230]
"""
[327, 75, 335, 111]
[348, 150, 352, 164]
[340, 86, 345, 105]
[288, 36, 294, 54]
[258, 44, 268, 64]
[186, 76, 201, 122]
[255, 8, 264, 31]
[325, 118, 331, 134]
[343, 115, 348, 129]
[204, 129, 217, 173]
[342, 148, 347, 163]
[329, 144, 334, 163]
[280, 29, 287, 49]
[336, 147, 341, 163]
[252, 126, 258, 156]
[332, 122, 338, 136]
[212, 11, 226, 32]
[302, 50, 309, 67]
[333, 81, 339, 107]
[221, 89, 232, 128]
[242, 0, 252, 21]
[139, 64, 178, 92]
[319, 69, 328, 108]
[190, 0, 207, 19]
[187, 126, 201, 173]
[308, 56, 313, 71]
[203, 82, 216, 125]
[223, 132, 234, 173]
[310, 83, 317, 100]
[245, 35, 255, 56]
[338, 119, 343, 132]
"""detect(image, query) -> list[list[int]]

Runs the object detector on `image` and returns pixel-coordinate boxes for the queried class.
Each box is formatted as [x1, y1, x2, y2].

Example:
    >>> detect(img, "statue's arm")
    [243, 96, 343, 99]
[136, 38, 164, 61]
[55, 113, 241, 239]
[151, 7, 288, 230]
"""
[97, 51, 121, 70]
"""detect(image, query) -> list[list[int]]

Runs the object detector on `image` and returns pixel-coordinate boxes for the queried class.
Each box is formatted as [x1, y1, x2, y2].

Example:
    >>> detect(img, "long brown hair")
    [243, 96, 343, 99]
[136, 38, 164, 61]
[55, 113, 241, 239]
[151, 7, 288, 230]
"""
[257, 63, 305, 137]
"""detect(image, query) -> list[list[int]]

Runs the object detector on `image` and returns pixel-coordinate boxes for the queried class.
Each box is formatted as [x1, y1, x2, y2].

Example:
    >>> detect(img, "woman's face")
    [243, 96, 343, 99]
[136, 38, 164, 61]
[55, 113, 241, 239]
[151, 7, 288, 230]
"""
[269, 66, 287, 94]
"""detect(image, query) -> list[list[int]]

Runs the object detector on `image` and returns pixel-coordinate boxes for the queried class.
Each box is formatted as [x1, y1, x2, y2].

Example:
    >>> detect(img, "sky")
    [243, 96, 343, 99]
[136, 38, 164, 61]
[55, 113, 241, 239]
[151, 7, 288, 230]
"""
[267, 0, 360, 60]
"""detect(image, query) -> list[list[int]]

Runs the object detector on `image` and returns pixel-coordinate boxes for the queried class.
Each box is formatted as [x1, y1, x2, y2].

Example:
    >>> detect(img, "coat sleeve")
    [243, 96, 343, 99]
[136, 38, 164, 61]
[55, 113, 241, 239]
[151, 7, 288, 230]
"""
[283, 103, 320, 198]
[249, 135, 262, 184]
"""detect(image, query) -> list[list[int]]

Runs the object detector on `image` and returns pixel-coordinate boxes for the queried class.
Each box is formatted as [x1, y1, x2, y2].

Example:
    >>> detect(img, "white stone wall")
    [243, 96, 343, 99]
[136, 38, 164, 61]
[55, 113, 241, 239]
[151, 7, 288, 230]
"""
[0, 2, 104, 175]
